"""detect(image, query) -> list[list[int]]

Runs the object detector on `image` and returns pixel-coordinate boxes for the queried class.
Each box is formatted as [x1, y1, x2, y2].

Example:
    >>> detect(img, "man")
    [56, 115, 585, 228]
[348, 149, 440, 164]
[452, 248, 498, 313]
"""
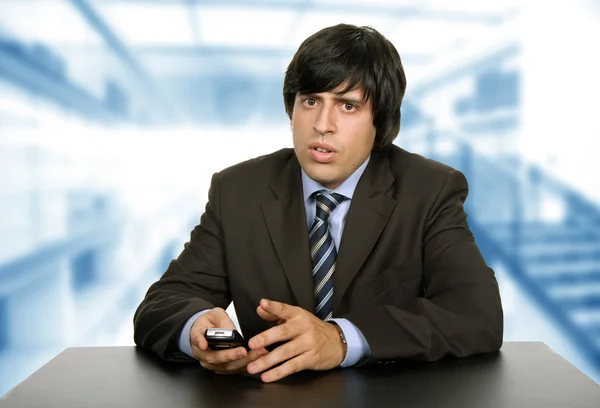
[133, 24, 503, 383]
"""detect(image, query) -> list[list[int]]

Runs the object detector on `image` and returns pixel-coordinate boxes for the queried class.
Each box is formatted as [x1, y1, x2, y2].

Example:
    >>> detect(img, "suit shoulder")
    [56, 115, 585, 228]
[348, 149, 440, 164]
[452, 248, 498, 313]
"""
[216, 148, 294, 182]
[384, 145, 468, 200]
[387, 144, 457, 180]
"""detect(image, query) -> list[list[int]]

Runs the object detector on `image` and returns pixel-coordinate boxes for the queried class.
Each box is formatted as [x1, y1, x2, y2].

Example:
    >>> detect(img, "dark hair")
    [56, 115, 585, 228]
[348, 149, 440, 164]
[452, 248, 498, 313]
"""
[283, 24, 407, 150]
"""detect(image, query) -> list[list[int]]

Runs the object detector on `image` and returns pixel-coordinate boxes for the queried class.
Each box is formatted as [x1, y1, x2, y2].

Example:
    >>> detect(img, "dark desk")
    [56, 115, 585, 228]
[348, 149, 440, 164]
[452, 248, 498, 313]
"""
[1, 342, 598, 407]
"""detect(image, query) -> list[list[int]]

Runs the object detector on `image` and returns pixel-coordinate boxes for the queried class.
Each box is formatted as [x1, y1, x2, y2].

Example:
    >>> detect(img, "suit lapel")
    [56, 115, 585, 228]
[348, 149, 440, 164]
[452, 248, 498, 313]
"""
[261, 156, 315, 313]
[333, 150, 396, 312]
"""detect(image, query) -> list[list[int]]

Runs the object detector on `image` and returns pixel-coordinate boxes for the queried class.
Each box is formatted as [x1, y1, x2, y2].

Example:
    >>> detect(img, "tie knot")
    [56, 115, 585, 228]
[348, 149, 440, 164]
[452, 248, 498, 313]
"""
[315, 192, 347, 222]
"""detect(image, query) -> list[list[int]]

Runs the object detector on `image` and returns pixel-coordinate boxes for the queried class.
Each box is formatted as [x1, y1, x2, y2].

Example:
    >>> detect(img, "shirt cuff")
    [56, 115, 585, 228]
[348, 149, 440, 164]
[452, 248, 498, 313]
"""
[178, 310, 210, 358]
[327, 317, 371, 367]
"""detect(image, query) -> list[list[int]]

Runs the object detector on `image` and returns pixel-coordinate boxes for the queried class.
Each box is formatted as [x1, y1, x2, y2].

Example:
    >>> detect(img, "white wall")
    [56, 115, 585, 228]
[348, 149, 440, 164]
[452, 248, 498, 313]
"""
[521, 1, 600, 204]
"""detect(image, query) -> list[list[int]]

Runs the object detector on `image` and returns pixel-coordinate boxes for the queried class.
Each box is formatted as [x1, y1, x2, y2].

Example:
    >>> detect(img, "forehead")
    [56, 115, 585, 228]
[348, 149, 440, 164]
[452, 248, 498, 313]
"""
[300, 83, 367, 101]
[332, 84, 365, 100]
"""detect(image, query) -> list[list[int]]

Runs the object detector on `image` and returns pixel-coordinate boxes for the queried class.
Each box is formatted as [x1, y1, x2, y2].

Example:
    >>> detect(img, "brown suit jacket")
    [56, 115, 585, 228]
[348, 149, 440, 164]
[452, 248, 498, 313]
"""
[133, 145, 503, 365]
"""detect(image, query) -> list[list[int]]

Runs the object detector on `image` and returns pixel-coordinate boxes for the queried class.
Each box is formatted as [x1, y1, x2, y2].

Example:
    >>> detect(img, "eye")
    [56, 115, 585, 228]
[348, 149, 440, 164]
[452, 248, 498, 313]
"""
[303, 98, 317, 107]
[343, 103, 356, 112]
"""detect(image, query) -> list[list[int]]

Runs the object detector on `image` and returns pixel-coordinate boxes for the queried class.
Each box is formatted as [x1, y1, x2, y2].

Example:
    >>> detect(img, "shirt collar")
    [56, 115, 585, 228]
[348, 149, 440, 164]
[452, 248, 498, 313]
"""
[301, 155, 370, 202]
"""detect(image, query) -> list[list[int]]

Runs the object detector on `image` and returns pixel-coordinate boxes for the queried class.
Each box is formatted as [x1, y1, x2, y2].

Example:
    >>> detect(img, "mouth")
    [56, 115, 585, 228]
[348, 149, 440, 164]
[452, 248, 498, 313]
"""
[308, 142, 336, 153]
[308, 145, 336, 163]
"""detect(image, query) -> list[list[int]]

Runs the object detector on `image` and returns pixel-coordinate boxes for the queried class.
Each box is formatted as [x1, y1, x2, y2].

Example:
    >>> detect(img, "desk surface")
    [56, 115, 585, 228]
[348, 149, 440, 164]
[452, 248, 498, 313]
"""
[1, 342, 598, 408]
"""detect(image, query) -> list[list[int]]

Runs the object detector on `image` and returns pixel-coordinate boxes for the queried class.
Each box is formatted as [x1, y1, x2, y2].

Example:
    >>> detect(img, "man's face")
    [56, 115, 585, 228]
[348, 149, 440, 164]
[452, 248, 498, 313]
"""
[291, 84, 376, 190]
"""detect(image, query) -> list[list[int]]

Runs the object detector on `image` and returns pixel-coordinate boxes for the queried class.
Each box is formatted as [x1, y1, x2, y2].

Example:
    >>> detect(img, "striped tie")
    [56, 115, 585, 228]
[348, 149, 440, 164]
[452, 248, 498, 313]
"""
[309, 191, 347, 320]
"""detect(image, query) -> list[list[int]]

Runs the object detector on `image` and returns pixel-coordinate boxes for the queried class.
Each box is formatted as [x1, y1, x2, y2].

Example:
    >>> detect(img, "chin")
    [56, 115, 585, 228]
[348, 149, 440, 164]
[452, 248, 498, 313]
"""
[300, 159, 338, 186]
[310, 173, 339, 189]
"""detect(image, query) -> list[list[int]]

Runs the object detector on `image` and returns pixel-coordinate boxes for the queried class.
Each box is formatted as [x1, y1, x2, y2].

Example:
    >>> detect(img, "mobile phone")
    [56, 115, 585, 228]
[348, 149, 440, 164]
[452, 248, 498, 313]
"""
[205, 328, 248, 350]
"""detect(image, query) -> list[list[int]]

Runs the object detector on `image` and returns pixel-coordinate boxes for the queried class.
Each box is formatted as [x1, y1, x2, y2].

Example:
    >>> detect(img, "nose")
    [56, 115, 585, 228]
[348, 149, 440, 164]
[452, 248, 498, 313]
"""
[312, 103, 336, 135]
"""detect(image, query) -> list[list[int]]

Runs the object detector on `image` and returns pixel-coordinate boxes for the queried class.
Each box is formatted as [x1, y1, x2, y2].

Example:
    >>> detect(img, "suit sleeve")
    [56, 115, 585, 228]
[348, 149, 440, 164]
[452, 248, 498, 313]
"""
[344, 169, 504, 365]
[133, 172, 231, 362]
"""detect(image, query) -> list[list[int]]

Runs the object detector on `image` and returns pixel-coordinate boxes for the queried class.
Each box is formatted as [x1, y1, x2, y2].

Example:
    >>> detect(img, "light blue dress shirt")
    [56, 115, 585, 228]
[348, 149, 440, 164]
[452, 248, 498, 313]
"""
[300, 156, 372, 367]
[179, 156, 372, 367]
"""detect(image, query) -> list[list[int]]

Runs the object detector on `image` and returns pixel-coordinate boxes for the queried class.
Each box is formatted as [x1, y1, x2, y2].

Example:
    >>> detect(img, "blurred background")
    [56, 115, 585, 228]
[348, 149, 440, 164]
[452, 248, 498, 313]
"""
[1, 0, 600, 395]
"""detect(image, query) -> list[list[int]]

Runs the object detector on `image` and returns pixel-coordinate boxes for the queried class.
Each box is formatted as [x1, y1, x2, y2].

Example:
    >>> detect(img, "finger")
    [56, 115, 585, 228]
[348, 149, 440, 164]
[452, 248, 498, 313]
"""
[248, 322, 299, 350]
[259, 299, 297, 320]
[200, 360, 235, 373]
[261, 353, 309, 383]
[256, 305, 280, 322]
[223, 348, 268, 372]
[199, 363, 241, 375]
[200, 348, 268, 374]
[247, 340, 301, 375]
[200, 346, 248, 365]
[213, 369, 239, 376]
[199, 360, 218, 371]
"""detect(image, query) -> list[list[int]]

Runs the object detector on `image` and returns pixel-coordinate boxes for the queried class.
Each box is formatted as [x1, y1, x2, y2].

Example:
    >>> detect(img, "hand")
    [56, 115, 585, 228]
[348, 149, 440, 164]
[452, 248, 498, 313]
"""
[246, 299, 347, 383]
[190, 307, 268, 375]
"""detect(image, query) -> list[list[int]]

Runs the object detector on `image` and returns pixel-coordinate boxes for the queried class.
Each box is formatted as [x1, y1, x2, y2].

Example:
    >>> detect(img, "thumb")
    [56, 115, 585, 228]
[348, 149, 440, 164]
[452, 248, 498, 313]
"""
[195, 309, 234, 350]
[212, 310, 237, 329]
[192, 318, 209, 351]
[197, 334, 208, 351]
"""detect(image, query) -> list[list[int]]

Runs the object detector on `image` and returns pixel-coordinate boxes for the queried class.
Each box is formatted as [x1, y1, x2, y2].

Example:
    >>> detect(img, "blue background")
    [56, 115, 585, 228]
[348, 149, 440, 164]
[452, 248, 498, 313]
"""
[1, 0, 600, 395]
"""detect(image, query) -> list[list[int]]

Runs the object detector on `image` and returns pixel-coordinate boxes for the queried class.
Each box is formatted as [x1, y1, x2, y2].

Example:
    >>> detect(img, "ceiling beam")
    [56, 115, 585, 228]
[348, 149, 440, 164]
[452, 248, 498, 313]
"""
[97, 0, 510, 23]
[69, 0, 185, 121]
